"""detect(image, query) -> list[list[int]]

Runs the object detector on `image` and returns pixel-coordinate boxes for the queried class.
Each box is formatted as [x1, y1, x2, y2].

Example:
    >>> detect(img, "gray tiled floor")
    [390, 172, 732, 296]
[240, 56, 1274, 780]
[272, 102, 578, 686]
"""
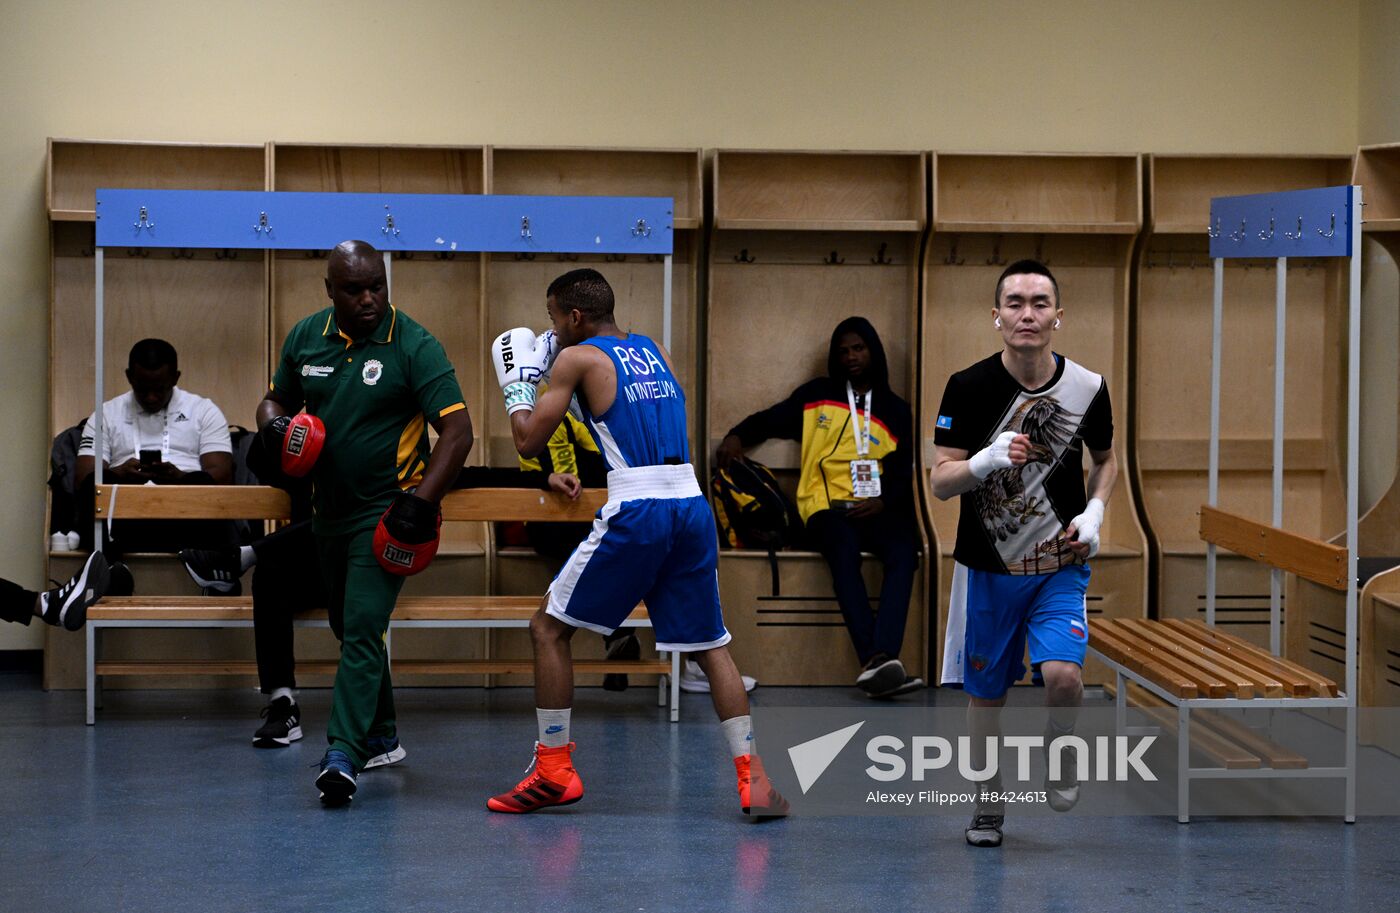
[3, 676, 1397, 913]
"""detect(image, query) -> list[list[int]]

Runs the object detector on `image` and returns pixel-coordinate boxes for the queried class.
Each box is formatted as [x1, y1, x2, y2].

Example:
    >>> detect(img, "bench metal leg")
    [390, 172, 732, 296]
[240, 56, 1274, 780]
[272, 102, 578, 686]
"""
[1178, 703, 1191, 824]
[85, 621, 96, 726]
[656, 654, 666, 707]
[1114, 670, 1126, 735]
[670, 651, 680, 723]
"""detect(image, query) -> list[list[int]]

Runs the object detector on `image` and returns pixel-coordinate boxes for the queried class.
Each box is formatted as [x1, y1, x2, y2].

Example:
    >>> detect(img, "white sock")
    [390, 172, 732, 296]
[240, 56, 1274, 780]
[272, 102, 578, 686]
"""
[537, 708, 571, 747]
[721, 714, 753, 759]
[270, 686, 294, 704]
[238, 546, 257, 573]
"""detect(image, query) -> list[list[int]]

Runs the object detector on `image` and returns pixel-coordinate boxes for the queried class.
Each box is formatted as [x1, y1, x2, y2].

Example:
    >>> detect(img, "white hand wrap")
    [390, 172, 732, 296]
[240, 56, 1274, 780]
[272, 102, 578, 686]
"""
[1068, 497, 1105, 559]
[967, 430, 1018, 480]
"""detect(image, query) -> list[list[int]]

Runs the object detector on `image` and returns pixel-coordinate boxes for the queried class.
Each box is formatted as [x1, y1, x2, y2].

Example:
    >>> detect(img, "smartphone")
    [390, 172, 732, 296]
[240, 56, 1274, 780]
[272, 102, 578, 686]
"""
[139, 449, 161, 467]
[831, 499, 861, 511]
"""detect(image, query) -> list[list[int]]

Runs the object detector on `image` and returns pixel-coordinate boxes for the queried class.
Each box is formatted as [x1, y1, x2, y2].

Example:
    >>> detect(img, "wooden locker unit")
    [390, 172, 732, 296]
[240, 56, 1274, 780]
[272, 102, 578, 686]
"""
[923, 153, 1147, 687]
[708, 149, 929, 685]
[1136, 155, 1352, 663]
[269, 142, 491, 685]
[482, 146, 701, 686]
[1342, 144, 1400, 731]
[45, 139, 270, 689]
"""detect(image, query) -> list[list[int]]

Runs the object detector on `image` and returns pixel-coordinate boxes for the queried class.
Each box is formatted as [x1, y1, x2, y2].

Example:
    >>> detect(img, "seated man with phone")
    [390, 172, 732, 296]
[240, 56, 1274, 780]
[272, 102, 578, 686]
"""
[75, 338, 238, 560]
[715, 317, 922, 698]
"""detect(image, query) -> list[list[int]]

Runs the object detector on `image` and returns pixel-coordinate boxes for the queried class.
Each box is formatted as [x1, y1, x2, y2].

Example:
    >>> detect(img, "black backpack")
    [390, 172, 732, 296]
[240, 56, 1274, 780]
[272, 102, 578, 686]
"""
[711, 458, 801, 595]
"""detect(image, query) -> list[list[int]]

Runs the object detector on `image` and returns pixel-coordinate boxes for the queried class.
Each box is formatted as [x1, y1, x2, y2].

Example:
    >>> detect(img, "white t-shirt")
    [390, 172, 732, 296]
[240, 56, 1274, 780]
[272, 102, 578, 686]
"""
[78, 387, 232, 473]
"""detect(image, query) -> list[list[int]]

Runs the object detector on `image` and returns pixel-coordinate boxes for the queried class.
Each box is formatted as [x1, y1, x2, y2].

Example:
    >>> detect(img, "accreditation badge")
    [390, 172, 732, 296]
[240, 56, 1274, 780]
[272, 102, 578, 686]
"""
[850, 459, 881, 498]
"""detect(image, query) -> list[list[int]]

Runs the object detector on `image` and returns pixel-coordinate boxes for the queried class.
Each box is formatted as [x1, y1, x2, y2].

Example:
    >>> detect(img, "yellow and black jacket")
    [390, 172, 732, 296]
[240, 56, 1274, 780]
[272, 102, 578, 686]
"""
[727, 318, 914, 525]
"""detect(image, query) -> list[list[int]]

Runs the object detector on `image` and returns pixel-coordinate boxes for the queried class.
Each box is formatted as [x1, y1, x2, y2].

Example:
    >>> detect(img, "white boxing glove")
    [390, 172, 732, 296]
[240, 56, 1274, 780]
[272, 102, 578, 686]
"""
[492, 327, 550, 415]
[1067, 498, 1105, 559]
[536, 329, 560, 383]
[967, 430, 1018, 480]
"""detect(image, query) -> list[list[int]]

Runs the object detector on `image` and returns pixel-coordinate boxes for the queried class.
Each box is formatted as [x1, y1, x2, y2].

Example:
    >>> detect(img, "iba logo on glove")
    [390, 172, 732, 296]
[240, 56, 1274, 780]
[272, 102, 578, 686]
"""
[497, 332, 516, 372]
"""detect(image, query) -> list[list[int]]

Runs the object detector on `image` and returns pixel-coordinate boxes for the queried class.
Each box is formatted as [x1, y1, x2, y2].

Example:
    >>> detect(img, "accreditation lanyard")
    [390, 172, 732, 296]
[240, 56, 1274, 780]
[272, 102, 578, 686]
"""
[845, 383, 874, 456]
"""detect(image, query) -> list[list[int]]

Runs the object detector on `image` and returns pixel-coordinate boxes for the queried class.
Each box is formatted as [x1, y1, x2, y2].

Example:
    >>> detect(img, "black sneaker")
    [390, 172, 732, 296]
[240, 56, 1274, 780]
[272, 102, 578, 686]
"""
[602, 631, 640, 692]
[965, 784, 1005, 848]
[856, 655, 905, 696]
[316, 750, 357, 806]
[179, 548, 243, 594]
[41, 551, 111, 631]
[107, 561, 135, 597]
[253, 696, 302, 748]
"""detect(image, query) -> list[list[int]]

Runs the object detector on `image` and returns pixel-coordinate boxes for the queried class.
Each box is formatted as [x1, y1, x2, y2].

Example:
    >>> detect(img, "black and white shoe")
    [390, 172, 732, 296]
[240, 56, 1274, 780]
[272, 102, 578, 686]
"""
[179, 548, 243, 594]
[602, 631, 640, 692]
[363, 735, 407, 770]
[253, 696, 303, 748]
[41, 551, 111, 631]
[868, 675, 926, 700]
[965, 785, 1005, 848]
[316, 750, 357, 806]
[856, 655, 905, 696]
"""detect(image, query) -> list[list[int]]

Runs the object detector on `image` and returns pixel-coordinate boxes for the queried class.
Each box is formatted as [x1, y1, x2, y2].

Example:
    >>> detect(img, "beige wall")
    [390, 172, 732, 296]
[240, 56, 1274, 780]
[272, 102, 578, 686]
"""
[0, 0, 1373, 648]
[1359, 0, 1400, 144]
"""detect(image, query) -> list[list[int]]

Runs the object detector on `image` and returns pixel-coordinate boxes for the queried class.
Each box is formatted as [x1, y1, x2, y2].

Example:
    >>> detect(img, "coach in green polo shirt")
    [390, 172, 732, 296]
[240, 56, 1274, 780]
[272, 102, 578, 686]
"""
[257, 239, 472, 806]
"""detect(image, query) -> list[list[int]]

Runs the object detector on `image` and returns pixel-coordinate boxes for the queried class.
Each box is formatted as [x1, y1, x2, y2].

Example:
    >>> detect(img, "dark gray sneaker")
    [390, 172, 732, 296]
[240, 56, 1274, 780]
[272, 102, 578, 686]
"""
[253, 696, 302, 748]
[179, 548, 243, 594]
[41, 551, 110, 631]
[966, 788, 1005, 848]
[1044, 734, 1081, 812]
[856, 655, 905, 695]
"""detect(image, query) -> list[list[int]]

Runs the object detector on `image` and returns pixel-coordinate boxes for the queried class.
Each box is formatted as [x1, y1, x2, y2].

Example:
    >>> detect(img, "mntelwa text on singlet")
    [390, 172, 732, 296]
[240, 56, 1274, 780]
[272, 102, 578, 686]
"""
[576, 333, 689, 470]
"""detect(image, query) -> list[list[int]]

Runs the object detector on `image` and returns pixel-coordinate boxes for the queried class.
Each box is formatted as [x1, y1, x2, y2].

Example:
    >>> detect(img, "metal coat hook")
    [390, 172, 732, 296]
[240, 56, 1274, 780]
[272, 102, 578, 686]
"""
[556, 253, 580, 263]
[133, 205, 155, 232]
[986, 235, 1006, 266]
[514, 252, 536, 262]
[1284, 216, 1303, 240]
[943, 236, 964, 266]
[734, 248, 755, 264]
[1229, 219, 1247, 242]
[381, 207, 400, 238]
[1166, 250, 1175, 270]
[1317, 213, 1336, 239]
[871, 242, 893, 265]
[434, 251, 456, 261]
[125, 247, 149, 258]
[631, 218, 652, 238]
[253, 211, 272, 235]
[520, 216, 532, 240]
[823, 250, 845, 265]
[1257, 215, 1274, 241]
[1206, 216, 1221, 240]
[304, 249, 327, 260]
[604, 253, 628, 263]
[1034, 234, 1049, 265]
[215, 249, 238, 261]
[171, 248, 195, 260]
[398, 250, 415, 261]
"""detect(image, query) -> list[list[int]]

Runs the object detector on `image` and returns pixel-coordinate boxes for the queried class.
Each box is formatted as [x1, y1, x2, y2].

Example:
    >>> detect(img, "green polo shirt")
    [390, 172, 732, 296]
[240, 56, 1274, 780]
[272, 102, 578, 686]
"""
[271, 305, 465, 535]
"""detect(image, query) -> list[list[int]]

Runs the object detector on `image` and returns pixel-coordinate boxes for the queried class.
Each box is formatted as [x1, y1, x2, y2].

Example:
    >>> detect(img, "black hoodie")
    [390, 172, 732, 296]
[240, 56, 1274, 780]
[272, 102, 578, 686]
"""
[728, 317, 914, 523]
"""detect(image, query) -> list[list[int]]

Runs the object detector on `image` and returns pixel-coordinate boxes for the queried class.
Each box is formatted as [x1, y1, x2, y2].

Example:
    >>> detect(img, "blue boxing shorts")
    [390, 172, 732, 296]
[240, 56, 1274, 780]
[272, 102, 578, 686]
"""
[546, 464, 731, 652]
[940, 561, 1090, 699]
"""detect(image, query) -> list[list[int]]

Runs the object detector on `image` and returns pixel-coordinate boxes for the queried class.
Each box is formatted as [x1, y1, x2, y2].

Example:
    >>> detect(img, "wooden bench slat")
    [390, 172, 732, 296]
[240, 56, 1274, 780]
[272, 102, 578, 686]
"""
[1115, 680, 1307, 769]
[1117, 619, 1256, 699]
[1169, 620, 1338, 697]
[1160, 620, 1314, 696]
[1089, 623, 1198, 698]
[1199, 505, 1349, 590]
[1107, 682, 1262, 769]
[93, 485, 615, 523]
[1095, 621, 1229, 698]
[93, 660, 670, 676]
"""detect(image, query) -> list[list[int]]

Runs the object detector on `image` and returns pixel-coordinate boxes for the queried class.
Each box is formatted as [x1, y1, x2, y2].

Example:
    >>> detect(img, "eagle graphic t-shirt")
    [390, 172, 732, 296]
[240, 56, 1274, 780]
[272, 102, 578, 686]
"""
[935, 352, 1113, 575]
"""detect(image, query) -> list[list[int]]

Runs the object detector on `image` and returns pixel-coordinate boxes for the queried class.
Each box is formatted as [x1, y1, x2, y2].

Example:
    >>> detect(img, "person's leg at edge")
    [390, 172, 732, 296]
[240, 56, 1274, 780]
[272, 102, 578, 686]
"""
[485, 601, 584, 814]
[808, 510, 878, 664]
[864, 517, 918, 667]
[967, 692, 1008, 847]
[0, 578, 37, 625]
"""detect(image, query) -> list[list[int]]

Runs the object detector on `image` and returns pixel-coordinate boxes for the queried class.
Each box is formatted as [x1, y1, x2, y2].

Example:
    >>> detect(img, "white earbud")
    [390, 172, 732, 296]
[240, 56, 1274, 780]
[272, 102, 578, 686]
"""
[1053, 319, 1061, 329]
[994, 318, 1002, 329]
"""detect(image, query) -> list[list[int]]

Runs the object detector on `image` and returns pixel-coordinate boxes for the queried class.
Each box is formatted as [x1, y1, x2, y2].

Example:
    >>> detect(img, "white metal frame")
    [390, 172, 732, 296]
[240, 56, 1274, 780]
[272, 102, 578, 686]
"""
[1096, 185, 1361, 823]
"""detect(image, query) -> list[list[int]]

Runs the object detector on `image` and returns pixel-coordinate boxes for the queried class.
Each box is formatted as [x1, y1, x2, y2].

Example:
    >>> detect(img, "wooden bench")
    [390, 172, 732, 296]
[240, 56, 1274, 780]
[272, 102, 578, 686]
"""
[85, 485, 681, 724]
[1086, 505, 1347, 822]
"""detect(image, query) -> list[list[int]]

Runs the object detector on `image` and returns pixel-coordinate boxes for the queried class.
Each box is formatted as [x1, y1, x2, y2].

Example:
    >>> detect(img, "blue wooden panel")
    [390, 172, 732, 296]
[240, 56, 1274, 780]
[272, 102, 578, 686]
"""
[94, 189, 675, 255]
[1208, 186, 1353, 259]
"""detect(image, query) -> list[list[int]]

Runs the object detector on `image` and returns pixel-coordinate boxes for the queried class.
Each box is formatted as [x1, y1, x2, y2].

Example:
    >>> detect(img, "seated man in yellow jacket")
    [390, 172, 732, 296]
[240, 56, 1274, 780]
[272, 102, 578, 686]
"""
[717, 317, 922, 698]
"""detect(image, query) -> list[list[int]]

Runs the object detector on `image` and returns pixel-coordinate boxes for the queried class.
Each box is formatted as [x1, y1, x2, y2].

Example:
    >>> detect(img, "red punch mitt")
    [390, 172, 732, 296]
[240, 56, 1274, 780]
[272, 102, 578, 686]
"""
[279, 413, 326, 478]
[374, 491, 442, 576]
